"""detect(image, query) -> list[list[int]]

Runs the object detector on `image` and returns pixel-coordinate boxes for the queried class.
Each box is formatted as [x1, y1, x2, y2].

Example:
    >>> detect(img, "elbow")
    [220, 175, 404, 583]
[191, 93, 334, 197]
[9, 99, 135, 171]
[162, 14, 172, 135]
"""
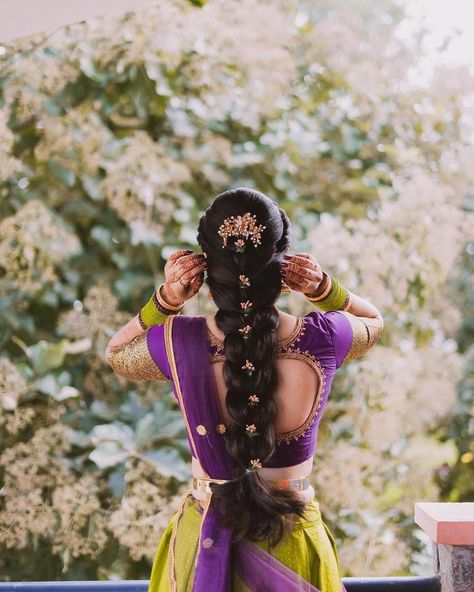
[105, 345, 122, 376]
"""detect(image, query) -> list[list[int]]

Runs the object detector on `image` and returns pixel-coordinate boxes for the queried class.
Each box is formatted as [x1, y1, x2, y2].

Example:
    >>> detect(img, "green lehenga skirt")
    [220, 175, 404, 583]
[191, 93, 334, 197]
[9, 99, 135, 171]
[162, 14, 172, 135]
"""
[147, 492, 344, 592]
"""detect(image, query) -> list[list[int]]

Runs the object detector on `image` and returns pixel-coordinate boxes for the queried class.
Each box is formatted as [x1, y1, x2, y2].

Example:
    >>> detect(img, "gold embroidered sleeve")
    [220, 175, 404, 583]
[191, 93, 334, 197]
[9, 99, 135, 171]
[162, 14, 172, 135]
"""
[105, 330, 168, 382]
[339, 311, 384, 362]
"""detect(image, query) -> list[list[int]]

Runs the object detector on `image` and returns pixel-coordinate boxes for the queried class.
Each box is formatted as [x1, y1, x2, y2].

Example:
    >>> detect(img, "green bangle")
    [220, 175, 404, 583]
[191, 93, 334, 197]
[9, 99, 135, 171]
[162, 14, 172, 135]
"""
[306, 275, 351, 311]
[139, 291, 175, 328]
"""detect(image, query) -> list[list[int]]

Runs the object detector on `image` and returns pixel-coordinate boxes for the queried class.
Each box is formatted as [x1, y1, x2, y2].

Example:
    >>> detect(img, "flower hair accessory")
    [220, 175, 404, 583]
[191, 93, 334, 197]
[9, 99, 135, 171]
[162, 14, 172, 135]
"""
[239, 274, 250, 288]
[218, 212, 266, 252]
[239, 324, 252, 340]
[241, 359, 255, 375]
[245, 423, 259, 437]
[240, 300, 252, 314]
[247, 458, 262, 472]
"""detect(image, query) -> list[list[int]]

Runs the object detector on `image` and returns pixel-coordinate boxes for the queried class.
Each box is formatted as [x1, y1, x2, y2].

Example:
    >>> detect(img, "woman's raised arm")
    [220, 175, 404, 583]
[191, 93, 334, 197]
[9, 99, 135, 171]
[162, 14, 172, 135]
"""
[104, 250, 206, 382]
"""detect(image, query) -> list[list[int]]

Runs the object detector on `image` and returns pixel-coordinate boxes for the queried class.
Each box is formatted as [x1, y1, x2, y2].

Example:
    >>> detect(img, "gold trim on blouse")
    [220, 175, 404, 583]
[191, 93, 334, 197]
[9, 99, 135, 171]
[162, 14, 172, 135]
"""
[105, 329, 168, 382]
[338, 311, 384, 362]
[207, 316, 307, 352]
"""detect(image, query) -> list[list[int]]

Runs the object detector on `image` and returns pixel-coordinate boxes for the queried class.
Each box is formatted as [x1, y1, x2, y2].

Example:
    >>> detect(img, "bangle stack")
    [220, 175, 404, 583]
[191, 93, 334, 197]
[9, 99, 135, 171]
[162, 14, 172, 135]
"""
[305, 271, 352, 312]
[137, 283, 184, 329]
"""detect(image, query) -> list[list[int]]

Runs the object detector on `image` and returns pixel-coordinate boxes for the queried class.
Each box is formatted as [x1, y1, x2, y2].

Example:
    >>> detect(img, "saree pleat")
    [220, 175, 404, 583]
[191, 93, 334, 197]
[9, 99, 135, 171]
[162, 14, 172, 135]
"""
[147, 491, 346, 592]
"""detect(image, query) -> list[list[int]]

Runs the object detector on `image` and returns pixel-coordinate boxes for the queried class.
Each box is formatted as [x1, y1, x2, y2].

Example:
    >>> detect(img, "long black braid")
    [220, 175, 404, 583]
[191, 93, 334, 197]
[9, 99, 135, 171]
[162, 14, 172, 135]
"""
[196, 187, 309, 548]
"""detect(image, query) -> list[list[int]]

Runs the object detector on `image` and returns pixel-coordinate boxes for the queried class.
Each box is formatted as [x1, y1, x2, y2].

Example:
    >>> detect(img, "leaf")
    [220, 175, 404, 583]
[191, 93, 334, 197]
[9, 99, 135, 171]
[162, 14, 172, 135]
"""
[89, 442, 129, 469]
[81, 174, 102, 200]
[141, 447, 191, 481]
[79, 57, 110, 84]
[28, 339, 70, 374]
[90, 400, 117, 421]
[69, 429, 92, 448]
[36, 371, 81, 400]
[47, 160, 76, 187]
[90, 421, 135, 447]
[108, 463, 126, 498]
[119, 391, 149, 423]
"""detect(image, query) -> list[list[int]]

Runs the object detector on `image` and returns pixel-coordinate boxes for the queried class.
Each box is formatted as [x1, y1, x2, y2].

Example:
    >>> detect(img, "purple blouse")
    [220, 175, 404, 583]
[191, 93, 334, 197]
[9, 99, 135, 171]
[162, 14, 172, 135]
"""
[147, 310, 353, 469]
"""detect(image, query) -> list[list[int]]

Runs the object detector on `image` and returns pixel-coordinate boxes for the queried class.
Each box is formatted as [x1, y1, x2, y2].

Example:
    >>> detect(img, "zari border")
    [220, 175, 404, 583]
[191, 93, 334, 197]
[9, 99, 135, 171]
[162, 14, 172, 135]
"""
[193, 490, 214, 575]
[168, 489, 193, 591]
[163, 315, 200, 460]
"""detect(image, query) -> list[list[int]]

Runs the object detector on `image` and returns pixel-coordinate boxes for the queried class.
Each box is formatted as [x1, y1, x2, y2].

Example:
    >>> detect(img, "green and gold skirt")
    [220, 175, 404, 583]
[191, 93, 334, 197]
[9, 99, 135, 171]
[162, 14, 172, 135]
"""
[148, 491, 345, 592]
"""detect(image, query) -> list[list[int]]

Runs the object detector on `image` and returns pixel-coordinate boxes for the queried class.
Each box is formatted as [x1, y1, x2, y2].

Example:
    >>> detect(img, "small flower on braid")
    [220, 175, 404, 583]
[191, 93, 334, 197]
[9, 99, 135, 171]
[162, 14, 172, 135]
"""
[248, 458, 262, 471]
[240, 300, 252, 314]
[239, 274, 251, 287]
[241, 359, 255, 375]
[245, 423, 259, 437]
[239, 324, 252, 340]
[248, 394, 260, 405]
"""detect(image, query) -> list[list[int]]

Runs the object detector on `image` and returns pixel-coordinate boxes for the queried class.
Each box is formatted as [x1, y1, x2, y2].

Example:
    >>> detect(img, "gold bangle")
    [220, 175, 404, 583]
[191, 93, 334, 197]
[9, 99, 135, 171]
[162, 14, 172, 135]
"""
[305, 272, 332, 302]
[135, 314, 145, 331]
[156, 283, 184, 311]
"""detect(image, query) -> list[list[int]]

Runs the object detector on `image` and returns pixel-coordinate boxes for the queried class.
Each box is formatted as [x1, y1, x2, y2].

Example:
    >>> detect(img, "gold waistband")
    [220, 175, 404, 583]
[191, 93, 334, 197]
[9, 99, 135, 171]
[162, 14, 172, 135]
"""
[192, 476, 311, 495]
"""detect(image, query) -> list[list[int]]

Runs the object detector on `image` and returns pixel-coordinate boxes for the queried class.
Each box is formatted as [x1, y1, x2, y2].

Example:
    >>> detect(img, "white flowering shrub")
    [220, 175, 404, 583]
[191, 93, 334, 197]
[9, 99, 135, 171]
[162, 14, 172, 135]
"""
[0, 0, 472, 580]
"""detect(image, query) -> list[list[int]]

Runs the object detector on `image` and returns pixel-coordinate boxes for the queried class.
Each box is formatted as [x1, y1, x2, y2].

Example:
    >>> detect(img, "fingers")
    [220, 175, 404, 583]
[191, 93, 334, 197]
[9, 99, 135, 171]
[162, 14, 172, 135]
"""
[178, 261, 207, 286]
[282, 254, 322, 292]
[174, 253, 205, 271]
[282, 269, 317, 290]
[167, 249, 193, 264]
[282, 259, 320, 279]
[188, 270, 205, 296]
[284, 253, 319, 270]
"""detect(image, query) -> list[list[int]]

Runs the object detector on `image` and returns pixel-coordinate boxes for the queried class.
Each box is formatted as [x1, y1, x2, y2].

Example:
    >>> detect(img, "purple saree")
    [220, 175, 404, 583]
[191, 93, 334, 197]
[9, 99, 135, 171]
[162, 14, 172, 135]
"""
[147, 313, 352, 592]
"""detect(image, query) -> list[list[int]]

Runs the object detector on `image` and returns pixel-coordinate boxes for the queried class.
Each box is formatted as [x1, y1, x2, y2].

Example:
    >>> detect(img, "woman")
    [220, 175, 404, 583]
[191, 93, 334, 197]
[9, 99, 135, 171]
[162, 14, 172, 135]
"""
[105, 187, 384, 592]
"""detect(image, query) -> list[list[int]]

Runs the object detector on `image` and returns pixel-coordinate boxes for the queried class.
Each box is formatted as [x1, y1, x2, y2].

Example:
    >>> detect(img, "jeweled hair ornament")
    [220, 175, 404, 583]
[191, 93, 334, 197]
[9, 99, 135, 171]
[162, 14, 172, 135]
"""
[218, 212, 266, 252]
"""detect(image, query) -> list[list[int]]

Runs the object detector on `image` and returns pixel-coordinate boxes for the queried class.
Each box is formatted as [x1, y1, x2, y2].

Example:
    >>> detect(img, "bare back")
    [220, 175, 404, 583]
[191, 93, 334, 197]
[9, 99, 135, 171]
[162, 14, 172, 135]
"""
[206, 310, 320, 436]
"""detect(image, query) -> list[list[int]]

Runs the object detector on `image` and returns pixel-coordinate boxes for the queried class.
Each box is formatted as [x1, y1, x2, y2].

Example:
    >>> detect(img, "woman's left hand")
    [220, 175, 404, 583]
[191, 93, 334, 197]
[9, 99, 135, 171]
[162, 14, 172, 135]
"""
[160, 250, 207, 306]
[281, 253, 325, 295]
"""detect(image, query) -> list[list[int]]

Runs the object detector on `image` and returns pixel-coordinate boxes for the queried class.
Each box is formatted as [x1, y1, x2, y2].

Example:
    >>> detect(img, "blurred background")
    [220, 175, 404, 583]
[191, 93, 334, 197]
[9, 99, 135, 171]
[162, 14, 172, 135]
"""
[0, 0, 473, 581]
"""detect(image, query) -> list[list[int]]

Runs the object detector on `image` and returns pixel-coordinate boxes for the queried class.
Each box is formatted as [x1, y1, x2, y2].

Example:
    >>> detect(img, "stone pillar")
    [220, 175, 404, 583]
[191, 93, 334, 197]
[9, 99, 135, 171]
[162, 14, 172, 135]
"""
[415, 502, 474, 592]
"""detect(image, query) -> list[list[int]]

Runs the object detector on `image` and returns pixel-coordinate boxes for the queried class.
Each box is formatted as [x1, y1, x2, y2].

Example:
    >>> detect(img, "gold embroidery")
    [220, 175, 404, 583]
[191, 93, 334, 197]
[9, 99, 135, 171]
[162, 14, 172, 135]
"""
[196, 424, 207, 435]
[105, 330, 167, 382]
[339, 311, 384, 361]
[207, 316, 307, 351]
[202, 537, 214, 549]
[194, 490, 214, 572]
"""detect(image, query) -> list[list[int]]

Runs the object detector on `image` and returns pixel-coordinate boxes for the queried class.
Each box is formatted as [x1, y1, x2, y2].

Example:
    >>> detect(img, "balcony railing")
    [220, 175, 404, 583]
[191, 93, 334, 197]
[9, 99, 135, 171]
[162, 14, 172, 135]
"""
[0, 577, 442, 591]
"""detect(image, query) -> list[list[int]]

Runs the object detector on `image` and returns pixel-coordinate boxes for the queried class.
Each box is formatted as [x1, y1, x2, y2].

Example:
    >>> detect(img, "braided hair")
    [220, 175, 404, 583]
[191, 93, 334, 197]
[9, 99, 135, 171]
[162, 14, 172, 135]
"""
[196, 187, 309, 548]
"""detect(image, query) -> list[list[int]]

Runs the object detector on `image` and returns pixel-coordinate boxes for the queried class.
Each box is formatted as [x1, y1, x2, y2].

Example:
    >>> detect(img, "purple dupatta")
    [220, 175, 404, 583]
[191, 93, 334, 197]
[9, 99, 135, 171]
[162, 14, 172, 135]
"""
[160, 314, 329, 592]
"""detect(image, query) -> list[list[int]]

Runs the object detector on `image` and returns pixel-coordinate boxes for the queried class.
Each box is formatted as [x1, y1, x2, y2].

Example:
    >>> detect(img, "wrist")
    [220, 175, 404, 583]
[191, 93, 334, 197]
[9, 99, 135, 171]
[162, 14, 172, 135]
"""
[158, 283, 184, 310]
[305, 272, 351, 311]
[304, 271, 331, 299]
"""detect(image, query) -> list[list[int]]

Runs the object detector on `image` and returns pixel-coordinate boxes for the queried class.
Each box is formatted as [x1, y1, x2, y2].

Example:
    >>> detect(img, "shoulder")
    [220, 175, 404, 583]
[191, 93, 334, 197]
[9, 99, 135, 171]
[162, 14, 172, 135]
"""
[304, 309, 384, 368]
[303, 309, 354, 369]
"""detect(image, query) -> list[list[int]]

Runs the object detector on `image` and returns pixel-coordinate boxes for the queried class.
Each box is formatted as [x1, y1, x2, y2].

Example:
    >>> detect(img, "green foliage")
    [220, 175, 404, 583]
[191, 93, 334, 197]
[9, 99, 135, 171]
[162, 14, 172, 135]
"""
[0, 0, 472, 580]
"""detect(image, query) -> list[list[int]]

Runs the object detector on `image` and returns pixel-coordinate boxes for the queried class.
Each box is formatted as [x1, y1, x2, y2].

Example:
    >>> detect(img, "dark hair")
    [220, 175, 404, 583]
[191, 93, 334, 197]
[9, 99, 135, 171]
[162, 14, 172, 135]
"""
[196, 187, 309, 548]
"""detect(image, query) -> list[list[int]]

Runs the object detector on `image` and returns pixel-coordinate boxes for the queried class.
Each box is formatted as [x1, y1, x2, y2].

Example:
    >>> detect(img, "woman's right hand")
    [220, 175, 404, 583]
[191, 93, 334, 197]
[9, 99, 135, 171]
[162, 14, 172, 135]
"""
[281, 253, 326, 296]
